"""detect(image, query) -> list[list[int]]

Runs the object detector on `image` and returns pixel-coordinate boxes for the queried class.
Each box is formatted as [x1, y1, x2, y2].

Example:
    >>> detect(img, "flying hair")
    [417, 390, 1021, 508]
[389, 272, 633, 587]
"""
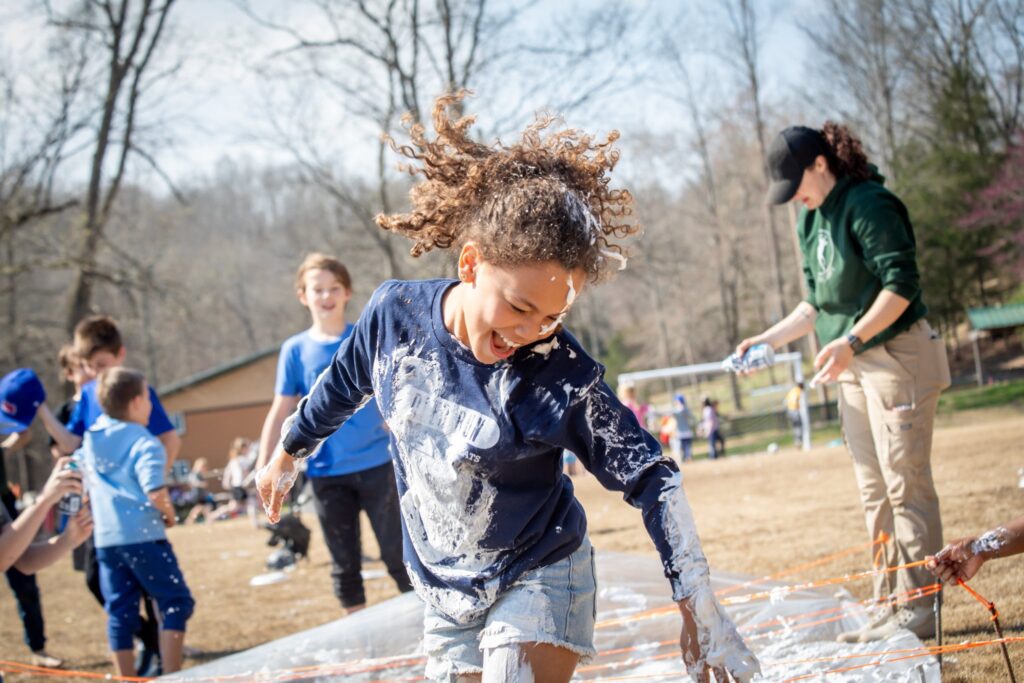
[376, 91, 638, 282]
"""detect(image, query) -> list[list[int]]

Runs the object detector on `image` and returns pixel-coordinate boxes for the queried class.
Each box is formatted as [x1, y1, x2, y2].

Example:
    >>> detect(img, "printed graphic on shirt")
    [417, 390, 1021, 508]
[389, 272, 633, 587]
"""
[387, 352, 502, 578]
[816, 229, 836, 282]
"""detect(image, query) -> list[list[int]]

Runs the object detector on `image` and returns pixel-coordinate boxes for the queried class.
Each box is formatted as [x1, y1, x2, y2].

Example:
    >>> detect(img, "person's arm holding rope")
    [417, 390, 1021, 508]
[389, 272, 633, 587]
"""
[926, 517, 1024, 583]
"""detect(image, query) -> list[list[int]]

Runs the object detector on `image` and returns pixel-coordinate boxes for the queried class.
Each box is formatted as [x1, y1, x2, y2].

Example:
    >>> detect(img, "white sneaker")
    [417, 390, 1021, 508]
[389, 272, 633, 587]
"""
[852, 606, 935, 642]
[836, 604, 893, 643]
[30, 650, 64, 668]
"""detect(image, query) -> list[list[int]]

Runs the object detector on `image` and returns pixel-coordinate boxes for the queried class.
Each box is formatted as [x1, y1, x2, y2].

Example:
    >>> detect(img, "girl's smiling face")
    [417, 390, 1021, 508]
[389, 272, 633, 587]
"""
[445, 242, 585, 364]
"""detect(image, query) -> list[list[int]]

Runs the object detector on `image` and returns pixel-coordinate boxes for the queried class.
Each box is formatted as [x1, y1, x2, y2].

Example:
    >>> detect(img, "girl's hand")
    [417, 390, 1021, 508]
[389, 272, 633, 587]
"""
[680, 600, 727, 682]
[678, 589, 760, 682]
[38, 457, 83, 507]
[810, 337, 854, 387]
[256, 451, 298, 524]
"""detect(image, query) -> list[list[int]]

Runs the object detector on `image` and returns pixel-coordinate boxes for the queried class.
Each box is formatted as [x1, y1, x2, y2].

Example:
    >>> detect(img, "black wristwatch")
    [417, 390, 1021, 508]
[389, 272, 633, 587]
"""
[845, 333, 865, 354]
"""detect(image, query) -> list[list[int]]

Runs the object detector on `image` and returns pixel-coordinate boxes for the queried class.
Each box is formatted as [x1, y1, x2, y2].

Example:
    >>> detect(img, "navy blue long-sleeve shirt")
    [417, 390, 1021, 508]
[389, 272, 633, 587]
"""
[282, 279, 708, 623]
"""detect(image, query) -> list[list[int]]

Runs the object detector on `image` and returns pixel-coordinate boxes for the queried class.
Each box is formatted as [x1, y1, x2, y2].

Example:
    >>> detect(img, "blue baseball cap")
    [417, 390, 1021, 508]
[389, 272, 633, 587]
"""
[0, 369, 46, 434]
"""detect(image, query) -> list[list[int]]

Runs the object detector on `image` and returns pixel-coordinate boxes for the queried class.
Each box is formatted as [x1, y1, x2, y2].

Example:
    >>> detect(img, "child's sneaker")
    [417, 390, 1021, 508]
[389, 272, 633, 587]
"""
[30, 650, 64, 668]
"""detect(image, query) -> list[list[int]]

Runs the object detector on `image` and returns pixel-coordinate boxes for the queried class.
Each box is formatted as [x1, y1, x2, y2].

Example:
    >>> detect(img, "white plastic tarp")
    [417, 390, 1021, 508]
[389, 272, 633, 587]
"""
[162, 551, 939, 682]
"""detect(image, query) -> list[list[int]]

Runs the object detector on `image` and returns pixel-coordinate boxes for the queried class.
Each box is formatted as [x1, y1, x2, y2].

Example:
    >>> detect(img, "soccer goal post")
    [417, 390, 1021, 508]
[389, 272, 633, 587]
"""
[617, 351, 813, 452]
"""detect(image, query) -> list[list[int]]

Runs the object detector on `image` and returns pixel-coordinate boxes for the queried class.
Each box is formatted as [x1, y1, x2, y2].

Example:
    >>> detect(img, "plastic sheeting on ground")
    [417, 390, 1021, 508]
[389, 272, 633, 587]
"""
[162, 551, 939, 682]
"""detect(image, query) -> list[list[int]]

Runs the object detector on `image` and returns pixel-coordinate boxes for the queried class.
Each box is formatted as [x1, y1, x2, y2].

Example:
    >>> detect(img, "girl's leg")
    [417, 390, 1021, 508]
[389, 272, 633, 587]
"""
[482, 643, 578, 682]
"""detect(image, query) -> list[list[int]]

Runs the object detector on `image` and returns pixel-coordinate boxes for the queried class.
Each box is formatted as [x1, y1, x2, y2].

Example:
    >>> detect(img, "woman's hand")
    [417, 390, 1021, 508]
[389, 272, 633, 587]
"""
[62, 507, 94, 547]
[810, 337, 854, 386]
[256, 451, 298, 524]
[734, 335, 768, 360]
[38, 457, 83, 507]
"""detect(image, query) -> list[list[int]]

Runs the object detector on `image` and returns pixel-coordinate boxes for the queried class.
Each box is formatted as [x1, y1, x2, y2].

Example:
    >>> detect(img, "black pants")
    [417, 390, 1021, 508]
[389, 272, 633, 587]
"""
[310, 463, 412, 608]
[82, 536, 160, 653]
[3, 491, 45, 652]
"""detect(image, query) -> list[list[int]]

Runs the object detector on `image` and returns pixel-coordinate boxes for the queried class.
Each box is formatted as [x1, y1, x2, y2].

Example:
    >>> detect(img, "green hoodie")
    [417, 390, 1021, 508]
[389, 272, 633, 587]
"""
[796, 168, 927, 351]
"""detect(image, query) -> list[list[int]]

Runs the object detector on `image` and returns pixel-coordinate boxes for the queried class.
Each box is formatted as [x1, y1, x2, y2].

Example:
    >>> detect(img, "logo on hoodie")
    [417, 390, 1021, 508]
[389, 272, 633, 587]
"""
[816, 230, 836, 282]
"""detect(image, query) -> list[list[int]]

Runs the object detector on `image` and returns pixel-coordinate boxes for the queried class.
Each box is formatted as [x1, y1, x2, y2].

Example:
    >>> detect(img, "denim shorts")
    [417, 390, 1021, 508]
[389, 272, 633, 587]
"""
[422, 537, 597, 681]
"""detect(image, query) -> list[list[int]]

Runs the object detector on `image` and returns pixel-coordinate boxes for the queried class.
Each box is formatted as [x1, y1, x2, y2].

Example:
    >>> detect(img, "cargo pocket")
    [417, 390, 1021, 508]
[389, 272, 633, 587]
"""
[880, 408, 924, 487]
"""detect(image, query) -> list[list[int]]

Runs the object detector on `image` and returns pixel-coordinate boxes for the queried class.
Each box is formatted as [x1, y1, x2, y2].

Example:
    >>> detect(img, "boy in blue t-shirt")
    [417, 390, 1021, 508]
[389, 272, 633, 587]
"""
[257, 253, 412, 614]
[78, 367, 194, 677]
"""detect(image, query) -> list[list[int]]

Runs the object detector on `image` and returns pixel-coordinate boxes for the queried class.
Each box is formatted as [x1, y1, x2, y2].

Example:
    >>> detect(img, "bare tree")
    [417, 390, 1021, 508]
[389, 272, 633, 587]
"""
[799, 0, 912, 174]
[661, 32, 747, 409]
[242, 0, 639, 279]
[0, 36, 90, 364]
[43, 0, 179, 335]
[721, 0, 790, 329]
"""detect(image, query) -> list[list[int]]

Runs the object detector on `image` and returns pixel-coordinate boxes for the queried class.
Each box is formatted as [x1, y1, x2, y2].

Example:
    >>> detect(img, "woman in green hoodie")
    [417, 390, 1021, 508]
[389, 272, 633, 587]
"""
[736, 123, 950, 644]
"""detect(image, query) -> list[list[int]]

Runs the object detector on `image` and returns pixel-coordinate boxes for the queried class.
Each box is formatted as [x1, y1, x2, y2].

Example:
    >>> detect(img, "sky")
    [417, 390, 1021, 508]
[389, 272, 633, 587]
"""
[0, 0, 814, 192]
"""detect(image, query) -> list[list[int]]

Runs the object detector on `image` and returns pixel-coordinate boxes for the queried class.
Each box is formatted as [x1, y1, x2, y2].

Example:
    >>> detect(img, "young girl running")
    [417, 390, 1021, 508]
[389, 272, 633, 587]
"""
[258, 92, 758, 683]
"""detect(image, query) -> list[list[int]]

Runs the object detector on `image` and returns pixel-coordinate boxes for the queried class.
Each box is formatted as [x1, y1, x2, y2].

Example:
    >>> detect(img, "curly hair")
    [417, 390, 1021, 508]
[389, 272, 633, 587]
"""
[821, 121, 871, 182]
[376, 91, 637, 282]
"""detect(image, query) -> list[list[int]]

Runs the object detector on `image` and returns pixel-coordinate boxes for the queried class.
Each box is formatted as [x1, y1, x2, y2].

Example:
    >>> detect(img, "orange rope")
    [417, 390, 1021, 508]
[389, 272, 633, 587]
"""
[780, 636, 1024, 682]
[576, 637, 1024, 682]
[958, 578, 1000, 619]
[0, 659, 151, 681]
[714, 532, 888, 598]
[719, 559, 929, 606]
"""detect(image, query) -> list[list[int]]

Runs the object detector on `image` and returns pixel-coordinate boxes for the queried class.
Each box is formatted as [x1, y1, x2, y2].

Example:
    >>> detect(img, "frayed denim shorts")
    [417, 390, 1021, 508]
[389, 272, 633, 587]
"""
[422, 537, 597, 681]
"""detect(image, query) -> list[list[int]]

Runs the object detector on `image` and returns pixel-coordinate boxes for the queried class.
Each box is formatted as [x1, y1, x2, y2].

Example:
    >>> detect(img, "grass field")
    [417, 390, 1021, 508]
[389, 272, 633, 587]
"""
[2, 406, 1023, 681]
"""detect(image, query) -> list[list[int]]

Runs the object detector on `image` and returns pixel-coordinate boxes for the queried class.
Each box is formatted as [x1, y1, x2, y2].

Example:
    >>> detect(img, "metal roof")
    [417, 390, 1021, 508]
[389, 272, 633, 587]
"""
[967, 303, 1024, 331]
[159, 344, 279, 397]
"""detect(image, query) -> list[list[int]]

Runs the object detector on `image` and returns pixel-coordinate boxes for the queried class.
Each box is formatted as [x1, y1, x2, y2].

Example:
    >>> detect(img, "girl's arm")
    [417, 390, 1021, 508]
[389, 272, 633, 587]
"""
[555, 380, 759, 680]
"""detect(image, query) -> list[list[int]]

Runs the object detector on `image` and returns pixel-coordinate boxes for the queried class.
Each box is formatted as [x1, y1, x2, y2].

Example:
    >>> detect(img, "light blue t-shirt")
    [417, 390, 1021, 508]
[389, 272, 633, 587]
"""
[276, 327, 391, 477]
[78, 415, 167, 549]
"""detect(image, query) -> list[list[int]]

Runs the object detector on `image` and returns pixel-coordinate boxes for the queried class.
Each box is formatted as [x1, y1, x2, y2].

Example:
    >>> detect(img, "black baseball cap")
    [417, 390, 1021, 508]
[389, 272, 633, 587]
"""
[766, 126, 829, 205]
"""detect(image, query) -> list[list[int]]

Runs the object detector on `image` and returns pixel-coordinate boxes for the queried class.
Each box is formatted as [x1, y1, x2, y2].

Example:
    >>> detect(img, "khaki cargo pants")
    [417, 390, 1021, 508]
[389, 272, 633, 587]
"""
[837, 319, 951, 602]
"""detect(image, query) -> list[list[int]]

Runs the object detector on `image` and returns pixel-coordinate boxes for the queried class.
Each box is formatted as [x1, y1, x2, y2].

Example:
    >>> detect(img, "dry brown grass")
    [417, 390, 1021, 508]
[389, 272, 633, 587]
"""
[2, 407, 1022, 681]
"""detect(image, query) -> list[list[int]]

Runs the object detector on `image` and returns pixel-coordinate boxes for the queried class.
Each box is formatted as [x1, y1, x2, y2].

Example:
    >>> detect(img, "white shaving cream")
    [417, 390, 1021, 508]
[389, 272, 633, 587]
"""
[659, 473, 761, 681]
[538, 273, 578, 337]
[971, 526, 1011, 556]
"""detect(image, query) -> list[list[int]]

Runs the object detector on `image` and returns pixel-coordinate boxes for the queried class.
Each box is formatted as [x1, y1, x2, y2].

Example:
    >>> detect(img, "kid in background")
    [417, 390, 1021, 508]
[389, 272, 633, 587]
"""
[77, 367, 194, 676]
[258, 93, 758, 682]
[256, 253, 412, 614]
[39, 315, 176, 674]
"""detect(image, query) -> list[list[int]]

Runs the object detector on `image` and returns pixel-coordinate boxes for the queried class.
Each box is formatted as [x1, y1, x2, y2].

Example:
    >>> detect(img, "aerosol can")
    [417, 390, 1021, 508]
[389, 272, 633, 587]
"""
[722, 343, 776, 373]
